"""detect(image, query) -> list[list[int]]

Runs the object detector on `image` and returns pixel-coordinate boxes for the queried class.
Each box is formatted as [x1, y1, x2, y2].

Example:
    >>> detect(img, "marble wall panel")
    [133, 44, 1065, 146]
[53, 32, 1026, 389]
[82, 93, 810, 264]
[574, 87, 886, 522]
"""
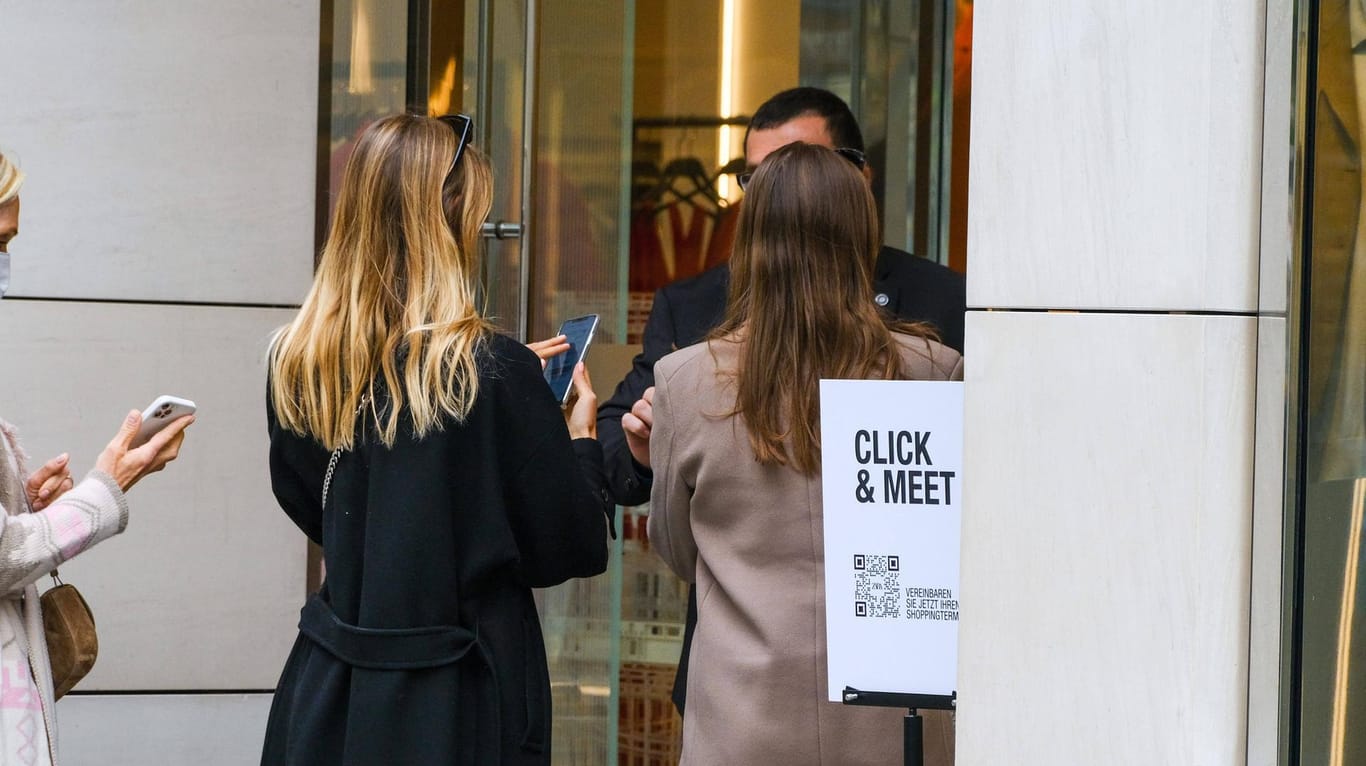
[0, 300, 304, 689]
[58, 694, 271, 764]
[957, 310, 1256, 765]
[0, 0, 317, 305]
[967, 1, 1265, 313]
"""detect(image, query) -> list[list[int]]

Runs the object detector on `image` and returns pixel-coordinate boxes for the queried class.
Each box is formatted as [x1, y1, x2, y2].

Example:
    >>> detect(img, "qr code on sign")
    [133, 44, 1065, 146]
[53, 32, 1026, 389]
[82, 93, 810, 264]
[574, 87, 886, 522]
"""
[853, 554, 901, 618]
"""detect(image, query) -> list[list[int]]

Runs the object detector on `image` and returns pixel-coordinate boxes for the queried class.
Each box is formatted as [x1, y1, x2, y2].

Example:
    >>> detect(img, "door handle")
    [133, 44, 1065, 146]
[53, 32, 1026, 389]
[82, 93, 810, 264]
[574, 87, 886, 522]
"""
[481, 221, 523, 240]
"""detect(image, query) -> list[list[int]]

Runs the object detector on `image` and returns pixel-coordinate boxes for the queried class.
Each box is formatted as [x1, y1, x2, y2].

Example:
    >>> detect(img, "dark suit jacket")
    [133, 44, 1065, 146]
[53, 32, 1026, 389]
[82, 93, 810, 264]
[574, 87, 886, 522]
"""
[595, 246, 964, 713]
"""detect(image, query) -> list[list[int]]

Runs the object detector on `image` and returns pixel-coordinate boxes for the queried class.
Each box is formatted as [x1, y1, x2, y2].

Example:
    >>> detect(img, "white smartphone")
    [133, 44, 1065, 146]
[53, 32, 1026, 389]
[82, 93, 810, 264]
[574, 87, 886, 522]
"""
[543, 314, 599, 406]
[131, 395, 197, 448]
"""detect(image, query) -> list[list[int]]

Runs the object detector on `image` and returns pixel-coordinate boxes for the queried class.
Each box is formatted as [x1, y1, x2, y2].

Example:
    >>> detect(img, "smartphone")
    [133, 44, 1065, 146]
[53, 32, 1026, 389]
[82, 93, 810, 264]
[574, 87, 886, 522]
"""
[131, 395, 197, 448]
[543, 314, 599, 406]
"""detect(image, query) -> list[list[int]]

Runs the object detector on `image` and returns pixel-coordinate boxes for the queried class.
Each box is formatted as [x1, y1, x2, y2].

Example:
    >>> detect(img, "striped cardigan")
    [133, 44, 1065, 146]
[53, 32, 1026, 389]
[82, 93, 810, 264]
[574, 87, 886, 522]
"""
[0, 419, 127, 765]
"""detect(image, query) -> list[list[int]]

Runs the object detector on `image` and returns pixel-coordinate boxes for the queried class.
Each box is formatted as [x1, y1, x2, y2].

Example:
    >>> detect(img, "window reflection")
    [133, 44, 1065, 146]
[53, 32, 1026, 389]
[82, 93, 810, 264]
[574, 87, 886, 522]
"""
[1301, 1, 1366, 763]
[324, 0, 408, 229]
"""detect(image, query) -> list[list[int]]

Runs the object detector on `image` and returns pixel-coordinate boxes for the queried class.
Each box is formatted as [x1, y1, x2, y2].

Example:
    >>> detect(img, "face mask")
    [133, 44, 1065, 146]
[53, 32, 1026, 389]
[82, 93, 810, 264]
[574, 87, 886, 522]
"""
[0, 251, 9, 298]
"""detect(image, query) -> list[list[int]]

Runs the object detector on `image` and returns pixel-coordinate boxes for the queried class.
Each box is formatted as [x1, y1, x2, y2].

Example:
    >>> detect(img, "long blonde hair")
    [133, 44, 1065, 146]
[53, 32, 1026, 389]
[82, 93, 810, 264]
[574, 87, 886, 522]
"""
[0, 151, 23, 206]
[713, 142, 936, 474]
[269, 114, 494, 450]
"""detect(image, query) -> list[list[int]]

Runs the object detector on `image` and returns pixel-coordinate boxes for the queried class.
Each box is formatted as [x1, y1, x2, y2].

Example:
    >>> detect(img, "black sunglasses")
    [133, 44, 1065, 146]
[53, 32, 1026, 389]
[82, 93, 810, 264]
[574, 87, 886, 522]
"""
[736, 146, 867, 192]
[437, 113, 473, 170]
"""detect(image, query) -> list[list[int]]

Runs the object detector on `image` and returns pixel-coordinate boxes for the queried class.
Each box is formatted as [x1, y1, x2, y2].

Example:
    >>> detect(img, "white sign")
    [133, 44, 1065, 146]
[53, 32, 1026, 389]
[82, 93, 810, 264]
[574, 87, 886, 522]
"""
[820, 379, 963, 701]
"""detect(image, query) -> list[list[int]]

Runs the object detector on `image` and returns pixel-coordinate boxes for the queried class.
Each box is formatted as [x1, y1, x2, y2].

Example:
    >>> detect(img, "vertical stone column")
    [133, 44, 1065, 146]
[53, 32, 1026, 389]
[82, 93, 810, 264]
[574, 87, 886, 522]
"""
[958, 2, 1273, 763]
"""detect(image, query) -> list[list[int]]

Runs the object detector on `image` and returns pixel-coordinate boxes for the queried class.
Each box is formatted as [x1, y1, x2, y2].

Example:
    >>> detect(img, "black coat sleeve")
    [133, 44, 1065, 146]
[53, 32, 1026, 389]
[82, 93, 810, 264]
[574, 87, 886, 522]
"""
[887, 252, 966, 353]
[266, 382, 328, 545]
[931, 267, 967, 354]
[497, 341, 613, 588]
[595, 286, 678, 506]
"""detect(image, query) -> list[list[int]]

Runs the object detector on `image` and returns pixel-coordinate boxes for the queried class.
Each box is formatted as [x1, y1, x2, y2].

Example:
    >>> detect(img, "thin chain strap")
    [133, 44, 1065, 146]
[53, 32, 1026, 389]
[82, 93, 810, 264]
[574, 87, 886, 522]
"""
[321, 395, 368, 509]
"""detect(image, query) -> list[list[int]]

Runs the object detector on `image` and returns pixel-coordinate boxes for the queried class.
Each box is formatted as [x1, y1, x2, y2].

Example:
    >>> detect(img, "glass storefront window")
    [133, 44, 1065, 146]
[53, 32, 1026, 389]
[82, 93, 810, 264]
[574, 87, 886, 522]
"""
[625, 0, 969, 343]
[319, 0, 410, 245]
[1289, 1, 1366, 763]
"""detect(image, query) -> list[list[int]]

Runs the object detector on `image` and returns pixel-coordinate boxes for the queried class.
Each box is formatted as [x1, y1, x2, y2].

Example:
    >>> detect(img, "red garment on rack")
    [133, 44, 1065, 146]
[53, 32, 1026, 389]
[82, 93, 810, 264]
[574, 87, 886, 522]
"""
[664, 203, 711, 283]
[629, 206, 668, 293]
[627, 196, 735, 343]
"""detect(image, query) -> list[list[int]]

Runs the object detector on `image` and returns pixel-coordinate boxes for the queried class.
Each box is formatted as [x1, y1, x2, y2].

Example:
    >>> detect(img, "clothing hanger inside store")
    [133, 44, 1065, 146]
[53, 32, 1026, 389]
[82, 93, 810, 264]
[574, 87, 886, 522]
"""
[650, 156, 725, 213]
[717, 157, 746, 176]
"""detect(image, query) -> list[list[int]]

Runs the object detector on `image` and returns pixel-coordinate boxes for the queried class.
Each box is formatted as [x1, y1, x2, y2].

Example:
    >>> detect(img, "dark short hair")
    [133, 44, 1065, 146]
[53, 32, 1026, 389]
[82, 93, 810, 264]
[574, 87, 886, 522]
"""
[745, 87, 865, 155]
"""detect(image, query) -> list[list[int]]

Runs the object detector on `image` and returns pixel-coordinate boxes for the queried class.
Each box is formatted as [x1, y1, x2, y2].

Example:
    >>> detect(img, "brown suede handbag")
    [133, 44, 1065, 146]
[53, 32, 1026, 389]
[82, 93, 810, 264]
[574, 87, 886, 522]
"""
[40, 570, 98, 700]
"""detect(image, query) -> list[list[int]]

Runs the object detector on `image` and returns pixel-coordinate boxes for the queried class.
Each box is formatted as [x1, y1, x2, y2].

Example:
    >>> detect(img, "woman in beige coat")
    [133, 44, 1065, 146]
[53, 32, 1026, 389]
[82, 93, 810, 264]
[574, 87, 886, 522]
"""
[648, 142, 963, 765]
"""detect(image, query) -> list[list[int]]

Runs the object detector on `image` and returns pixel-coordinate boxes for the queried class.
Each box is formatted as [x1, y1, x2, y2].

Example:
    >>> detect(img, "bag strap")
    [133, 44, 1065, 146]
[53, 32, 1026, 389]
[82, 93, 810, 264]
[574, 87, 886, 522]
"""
[321, 395, 368, 509]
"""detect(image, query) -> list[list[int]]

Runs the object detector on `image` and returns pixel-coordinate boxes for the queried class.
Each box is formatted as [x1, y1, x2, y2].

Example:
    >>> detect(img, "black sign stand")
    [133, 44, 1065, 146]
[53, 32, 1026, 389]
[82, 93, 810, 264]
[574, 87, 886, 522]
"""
[842, 687, 956, 766]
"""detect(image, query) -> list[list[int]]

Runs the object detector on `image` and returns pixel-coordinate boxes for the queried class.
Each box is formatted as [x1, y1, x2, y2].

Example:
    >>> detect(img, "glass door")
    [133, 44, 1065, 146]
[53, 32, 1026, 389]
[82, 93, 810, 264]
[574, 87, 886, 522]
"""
[462, 0, 532, 338]
[459, 3, 632, 765]
[454, 0, 635, 346]
[1286, 1, 1366, 763]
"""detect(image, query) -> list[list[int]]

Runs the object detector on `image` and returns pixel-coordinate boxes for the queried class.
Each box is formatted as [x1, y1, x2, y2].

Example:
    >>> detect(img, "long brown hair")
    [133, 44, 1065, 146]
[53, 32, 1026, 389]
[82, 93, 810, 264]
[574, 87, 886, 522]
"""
[269, 114, 494, 450]
[713, 141, 936, 474]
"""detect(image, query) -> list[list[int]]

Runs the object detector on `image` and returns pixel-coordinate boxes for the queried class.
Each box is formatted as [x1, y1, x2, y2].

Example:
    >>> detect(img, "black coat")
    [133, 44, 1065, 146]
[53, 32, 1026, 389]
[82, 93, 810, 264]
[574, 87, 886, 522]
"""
[595, 246, 965, 714]
[261, 333, 612, 766]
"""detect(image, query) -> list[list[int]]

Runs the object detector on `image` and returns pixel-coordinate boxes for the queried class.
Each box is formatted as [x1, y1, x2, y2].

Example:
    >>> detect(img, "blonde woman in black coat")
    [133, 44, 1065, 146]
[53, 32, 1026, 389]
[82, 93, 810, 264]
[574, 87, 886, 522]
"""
[261, 114, 611, 765]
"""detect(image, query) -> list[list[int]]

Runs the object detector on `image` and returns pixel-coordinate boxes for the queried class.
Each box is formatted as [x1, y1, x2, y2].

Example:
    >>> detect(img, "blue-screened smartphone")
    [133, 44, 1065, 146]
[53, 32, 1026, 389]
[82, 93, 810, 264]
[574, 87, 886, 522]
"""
[543, 314, 599, 406]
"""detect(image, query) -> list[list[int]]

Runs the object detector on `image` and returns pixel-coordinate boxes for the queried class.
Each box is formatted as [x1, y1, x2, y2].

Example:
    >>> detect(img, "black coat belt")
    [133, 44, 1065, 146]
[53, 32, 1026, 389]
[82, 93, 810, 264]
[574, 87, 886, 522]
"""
[300, 595, 483, 669]
[298, 594, 502, 765]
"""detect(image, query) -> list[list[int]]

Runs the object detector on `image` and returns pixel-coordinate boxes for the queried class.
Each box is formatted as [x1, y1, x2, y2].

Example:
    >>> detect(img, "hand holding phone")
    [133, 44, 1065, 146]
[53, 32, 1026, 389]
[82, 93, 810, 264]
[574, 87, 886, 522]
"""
[543, 314, 599, 406]
[96, 397, 196, 493]
[562, 362, 598, 439]
[131, 395, 197, 448]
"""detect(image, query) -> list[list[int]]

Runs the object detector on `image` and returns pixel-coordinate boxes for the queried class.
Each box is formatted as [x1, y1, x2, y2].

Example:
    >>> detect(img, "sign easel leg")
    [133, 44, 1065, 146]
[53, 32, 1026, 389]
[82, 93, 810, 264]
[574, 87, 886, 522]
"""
[841, 687, 950, 765]
[904, 708, 923, 766]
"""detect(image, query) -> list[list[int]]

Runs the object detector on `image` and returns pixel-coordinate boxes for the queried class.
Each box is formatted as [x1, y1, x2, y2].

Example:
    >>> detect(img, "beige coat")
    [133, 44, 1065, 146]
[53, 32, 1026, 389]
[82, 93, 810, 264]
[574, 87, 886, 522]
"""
[649, 334, 962, 766]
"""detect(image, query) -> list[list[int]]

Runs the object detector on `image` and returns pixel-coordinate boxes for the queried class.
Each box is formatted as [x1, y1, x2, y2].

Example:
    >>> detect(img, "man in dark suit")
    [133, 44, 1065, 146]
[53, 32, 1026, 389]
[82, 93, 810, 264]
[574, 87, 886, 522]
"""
[597, 86, 966, 713]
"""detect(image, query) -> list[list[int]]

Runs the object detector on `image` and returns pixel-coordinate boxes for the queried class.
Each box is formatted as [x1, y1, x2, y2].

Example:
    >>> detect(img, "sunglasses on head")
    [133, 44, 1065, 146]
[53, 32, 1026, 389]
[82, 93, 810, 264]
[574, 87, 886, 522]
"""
[736, 146, 866, 192]
[437, 113, 473, 170]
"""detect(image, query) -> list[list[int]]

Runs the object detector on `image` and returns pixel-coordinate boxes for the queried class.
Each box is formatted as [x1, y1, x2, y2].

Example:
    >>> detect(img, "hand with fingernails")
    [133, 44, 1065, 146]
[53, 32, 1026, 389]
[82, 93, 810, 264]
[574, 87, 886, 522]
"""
[622, 387, 654, 469]
[95, 410, 195, 493]
[27, 409, 193, 509]
[26, 453, 74, 511]
[526, 335, 570, 370]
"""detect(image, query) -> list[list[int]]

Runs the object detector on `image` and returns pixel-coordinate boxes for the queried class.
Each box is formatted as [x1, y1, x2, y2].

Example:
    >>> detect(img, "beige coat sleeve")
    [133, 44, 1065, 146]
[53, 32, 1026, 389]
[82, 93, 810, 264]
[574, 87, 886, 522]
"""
[646, 361, 699, 583]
